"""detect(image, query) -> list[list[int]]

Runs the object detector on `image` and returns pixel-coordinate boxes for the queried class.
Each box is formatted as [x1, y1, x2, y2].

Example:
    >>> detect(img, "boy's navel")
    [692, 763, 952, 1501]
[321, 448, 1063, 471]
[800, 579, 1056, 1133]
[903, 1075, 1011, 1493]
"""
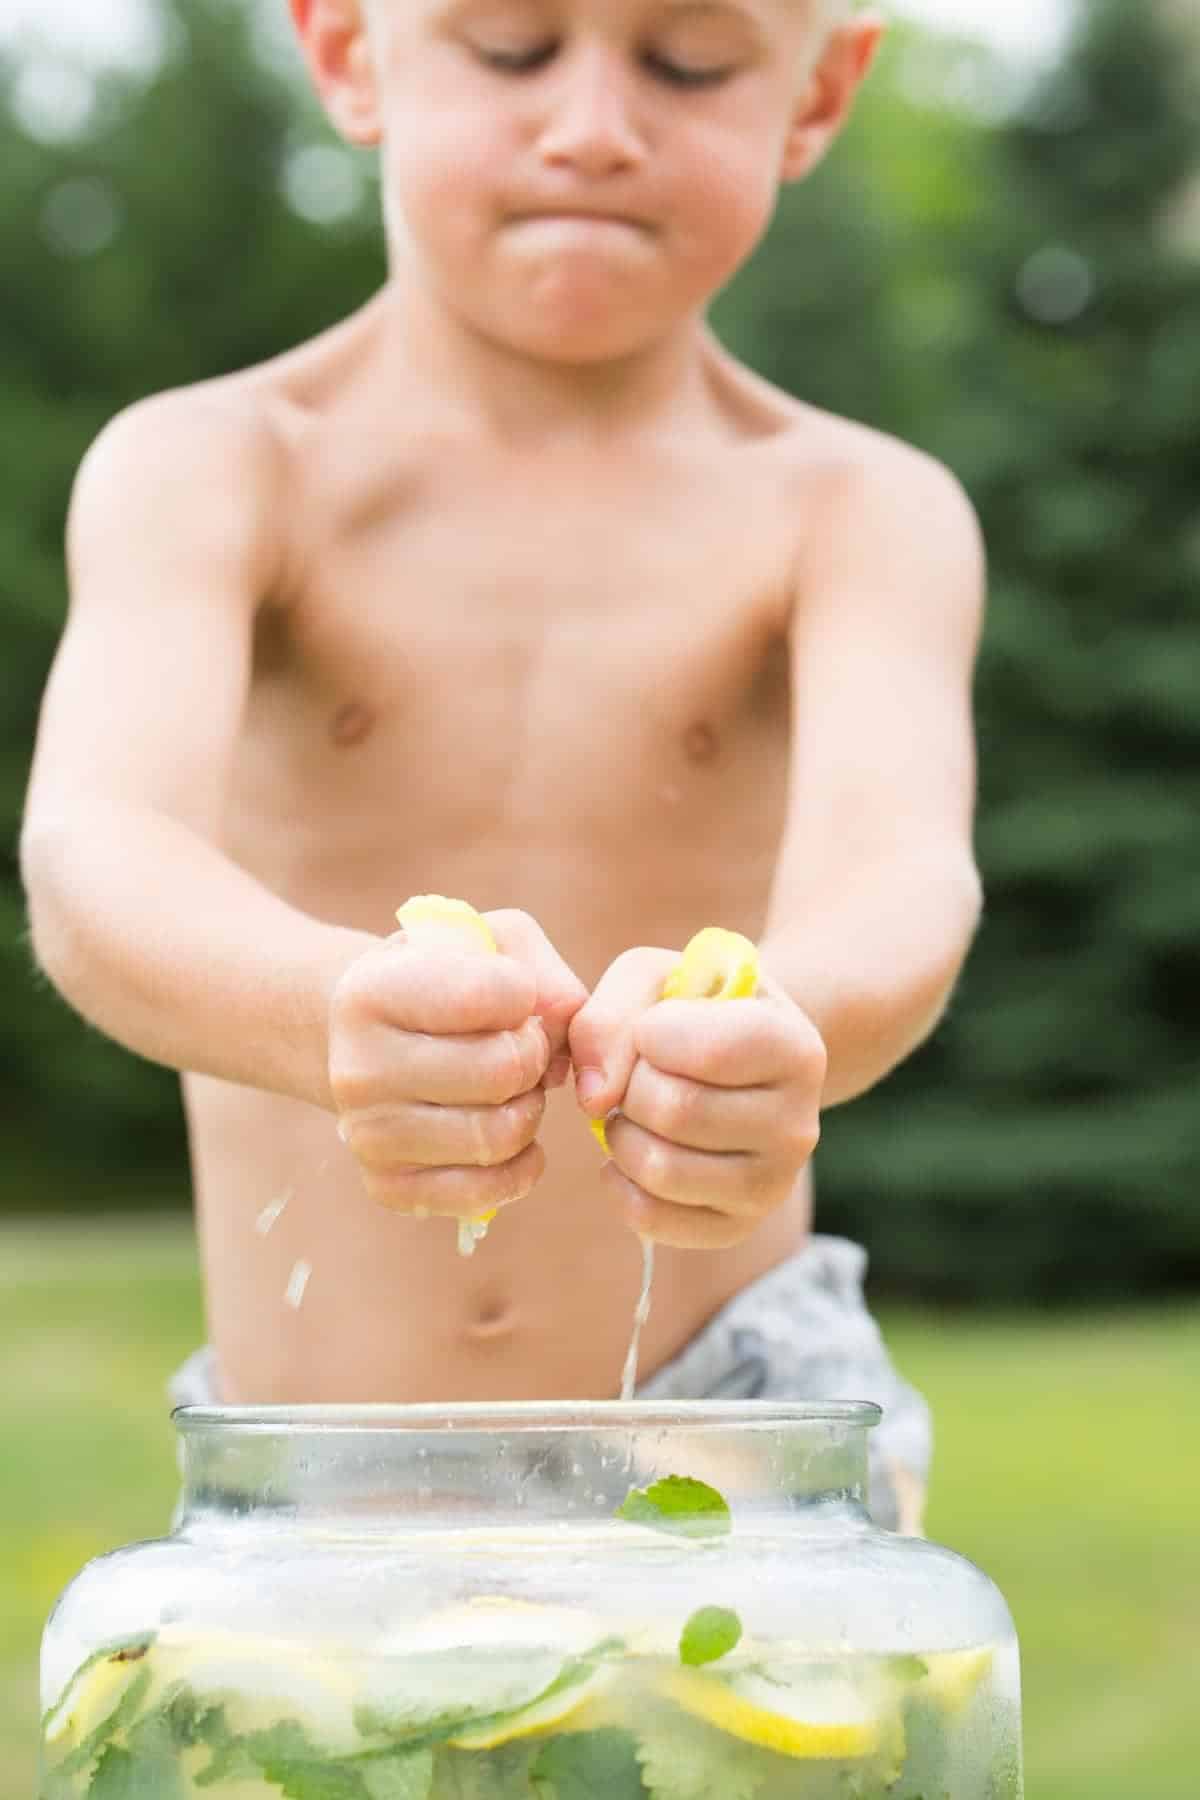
[330, 700, 375, 748]
[461, 1286, 518, 1343]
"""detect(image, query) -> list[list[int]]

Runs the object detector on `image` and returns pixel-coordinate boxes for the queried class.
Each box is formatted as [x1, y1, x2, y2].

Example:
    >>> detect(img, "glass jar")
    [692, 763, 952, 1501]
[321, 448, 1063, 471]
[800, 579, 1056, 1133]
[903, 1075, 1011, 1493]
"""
[40, 1402, 1022, 1798]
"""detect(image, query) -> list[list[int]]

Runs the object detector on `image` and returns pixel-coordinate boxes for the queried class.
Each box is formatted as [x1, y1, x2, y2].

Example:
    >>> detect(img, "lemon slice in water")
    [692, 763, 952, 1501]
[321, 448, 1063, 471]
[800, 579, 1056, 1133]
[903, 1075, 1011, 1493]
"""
[42, 1642, 151, 1751]
[660, 1665, 885, 1761]
[917, 1645, 994, 1714]
[395, 895, 502, 1257]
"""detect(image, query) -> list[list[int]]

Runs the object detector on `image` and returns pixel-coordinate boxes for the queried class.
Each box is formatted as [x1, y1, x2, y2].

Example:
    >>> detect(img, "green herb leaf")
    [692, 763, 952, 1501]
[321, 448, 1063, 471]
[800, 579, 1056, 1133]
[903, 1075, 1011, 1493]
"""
[88, 1739, 185, 1800]
[678, 1607, 742, 1668]
[531, 1728, 647, 1798]
[430, 1744, 538, 1798]
[616, 1477, 732, 1541]
[888, 1655, 929, 1683]
[635, 1710, 765, 1800]
[54, 1663, 153, 1778]
[359, 1748, 436, 1800]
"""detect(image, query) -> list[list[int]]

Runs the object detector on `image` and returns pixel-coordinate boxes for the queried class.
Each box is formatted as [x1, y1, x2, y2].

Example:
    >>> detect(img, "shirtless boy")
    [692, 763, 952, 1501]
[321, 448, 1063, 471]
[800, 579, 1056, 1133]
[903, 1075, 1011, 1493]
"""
[20, 0, 983, 1532]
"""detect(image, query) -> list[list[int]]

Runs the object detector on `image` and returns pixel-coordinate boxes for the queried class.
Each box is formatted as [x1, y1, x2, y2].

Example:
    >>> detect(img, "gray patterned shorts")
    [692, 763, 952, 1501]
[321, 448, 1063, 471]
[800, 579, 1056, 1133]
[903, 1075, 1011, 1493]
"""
[170, 1235, 929, 1533]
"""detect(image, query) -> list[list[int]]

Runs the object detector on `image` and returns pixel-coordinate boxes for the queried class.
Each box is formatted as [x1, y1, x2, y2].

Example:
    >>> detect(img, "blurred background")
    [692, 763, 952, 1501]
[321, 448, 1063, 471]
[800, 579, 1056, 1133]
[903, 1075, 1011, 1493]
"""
[1, 0, 1197, 1794]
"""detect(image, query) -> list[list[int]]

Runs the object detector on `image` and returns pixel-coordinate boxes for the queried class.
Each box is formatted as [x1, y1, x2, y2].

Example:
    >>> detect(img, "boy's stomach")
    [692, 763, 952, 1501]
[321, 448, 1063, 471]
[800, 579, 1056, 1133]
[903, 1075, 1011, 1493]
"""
[183, 1074, 813, 1407]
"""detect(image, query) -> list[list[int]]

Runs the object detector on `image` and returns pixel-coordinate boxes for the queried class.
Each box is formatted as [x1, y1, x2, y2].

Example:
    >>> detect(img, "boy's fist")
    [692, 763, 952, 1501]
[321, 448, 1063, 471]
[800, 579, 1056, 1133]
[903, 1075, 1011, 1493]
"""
[569, 948, 826, 1249]
[329, 910, 586, 1220]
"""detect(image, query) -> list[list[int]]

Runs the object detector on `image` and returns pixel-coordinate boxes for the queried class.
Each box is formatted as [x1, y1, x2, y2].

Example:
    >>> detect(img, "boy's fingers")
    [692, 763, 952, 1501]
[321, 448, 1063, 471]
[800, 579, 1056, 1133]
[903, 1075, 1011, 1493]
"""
[486, 909, 590, 1059]
[339, 940, 536, 1036]
[332, 1016, 550, 1112]
[568, 947, 680, 1118]
[602, 1165, 754, 1251]
[635, 981, 826, 1090]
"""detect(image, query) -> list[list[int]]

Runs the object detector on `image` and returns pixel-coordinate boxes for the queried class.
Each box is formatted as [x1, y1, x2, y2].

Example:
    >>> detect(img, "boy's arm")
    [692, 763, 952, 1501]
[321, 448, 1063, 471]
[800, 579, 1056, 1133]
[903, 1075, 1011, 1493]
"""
[20, 393, 375, 1110]
[762, 444, 986, 1108]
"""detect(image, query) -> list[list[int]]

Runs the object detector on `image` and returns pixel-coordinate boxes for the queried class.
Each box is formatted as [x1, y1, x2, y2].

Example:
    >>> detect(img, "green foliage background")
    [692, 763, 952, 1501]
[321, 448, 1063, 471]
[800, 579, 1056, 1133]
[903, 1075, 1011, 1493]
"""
[1, 0, 1197, 1296]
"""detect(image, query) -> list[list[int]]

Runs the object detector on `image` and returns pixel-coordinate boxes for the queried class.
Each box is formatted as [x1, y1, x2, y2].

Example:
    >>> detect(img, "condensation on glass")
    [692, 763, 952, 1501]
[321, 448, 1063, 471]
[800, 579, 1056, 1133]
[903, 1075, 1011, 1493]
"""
[40, 1401, 1023, 1798]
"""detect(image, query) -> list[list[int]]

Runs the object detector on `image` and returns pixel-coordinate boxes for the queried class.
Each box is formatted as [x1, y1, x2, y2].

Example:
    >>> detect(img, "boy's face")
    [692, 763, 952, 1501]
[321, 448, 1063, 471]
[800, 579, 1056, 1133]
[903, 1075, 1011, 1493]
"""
[293, 0, 879, 363]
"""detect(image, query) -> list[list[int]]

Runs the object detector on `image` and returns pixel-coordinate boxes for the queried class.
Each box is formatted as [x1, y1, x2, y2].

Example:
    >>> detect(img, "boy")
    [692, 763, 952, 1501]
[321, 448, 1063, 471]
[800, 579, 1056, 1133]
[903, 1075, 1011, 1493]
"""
[20, 0, 983, 1533]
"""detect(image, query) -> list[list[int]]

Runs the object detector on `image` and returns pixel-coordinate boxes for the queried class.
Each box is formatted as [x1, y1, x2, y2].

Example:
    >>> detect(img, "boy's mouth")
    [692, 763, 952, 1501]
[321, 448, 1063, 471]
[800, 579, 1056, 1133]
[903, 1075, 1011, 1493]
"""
[509, 209, 653, 236]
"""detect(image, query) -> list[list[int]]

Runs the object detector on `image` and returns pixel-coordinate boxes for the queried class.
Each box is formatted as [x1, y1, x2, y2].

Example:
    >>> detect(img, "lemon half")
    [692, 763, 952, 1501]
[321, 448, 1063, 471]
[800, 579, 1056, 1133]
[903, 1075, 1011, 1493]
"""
[591, 926, 760, 1156]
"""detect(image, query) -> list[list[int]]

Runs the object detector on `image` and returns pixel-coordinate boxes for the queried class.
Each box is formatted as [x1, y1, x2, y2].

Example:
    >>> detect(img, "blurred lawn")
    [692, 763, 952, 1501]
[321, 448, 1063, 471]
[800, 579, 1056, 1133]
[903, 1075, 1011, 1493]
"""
[2, 1218, 1197, 1800]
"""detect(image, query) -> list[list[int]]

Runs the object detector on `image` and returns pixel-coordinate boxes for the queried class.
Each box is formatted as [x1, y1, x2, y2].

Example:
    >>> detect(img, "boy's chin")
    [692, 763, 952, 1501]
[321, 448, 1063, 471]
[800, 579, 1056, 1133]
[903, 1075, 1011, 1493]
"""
[469, 287, 694, 367]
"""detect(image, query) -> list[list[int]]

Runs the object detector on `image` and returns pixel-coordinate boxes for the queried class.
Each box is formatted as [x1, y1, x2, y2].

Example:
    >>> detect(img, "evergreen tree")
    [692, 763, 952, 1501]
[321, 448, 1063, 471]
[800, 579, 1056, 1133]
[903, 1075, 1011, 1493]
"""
[806, 0, 1200, 1297]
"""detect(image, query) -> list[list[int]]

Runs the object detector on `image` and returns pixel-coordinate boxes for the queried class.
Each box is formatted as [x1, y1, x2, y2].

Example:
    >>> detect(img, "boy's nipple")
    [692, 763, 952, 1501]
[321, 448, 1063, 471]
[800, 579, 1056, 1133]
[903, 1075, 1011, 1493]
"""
[330, 700, 376, 748]
[683, 719, 719, 765]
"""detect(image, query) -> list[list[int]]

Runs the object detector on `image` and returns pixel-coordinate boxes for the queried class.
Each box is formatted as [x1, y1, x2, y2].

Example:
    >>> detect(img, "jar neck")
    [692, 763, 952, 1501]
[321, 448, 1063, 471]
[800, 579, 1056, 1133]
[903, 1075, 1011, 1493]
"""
[174, 1402, 878, 1532]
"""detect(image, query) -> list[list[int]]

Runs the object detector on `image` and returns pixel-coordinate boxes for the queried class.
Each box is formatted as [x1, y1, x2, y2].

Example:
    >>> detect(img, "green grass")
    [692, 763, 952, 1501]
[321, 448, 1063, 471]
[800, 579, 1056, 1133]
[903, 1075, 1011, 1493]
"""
[2, 1218, 1197, 1799]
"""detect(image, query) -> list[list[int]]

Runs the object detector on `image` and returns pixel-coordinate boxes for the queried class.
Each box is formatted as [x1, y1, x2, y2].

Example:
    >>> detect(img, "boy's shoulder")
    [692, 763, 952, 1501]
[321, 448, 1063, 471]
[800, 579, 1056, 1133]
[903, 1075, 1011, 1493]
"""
[749, 366, 975, 520]
[67, 350, 313, 593]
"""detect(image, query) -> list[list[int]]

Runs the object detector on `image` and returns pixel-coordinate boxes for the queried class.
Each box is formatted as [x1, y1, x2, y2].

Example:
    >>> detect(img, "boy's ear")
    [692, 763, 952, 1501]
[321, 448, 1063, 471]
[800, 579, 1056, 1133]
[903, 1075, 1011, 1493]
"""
[289, 0, 382, 147]
[780, 12, 885, 184]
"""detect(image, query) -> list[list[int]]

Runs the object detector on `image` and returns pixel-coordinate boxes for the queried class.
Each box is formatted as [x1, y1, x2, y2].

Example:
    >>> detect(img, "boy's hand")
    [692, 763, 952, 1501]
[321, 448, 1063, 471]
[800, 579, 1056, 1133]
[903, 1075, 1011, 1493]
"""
[329, 911, 587, 1221]
[569, 949, 826, 1249]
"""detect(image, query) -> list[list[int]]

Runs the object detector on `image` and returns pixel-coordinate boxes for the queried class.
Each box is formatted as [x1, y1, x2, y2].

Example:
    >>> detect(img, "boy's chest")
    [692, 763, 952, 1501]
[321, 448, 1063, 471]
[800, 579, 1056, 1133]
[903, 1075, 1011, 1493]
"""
[282, 450, 795, 743]
[237, 450, 797, 884]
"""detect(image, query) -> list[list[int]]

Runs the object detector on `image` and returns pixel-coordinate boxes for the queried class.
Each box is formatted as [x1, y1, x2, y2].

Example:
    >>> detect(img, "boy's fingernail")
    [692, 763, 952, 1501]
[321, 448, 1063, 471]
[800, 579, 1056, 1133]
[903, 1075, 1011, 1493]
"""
[575, 1069, 605, 1109]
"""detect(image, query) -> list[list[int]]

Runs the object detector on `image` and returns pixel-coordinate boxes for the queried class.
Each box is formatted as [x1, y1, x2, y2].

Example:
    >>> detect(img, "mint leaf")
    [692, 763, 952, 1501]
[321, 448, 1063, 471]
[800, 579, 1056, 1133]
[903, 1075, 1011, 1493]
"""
[635, 1711, 764, 1800]
[359, 1749, 435, 1800]
[530, 1728, 647, 1798]
[430, 1744, 538, 1798]
[88, 1738, 185, 1800]
[40, 1638, 154, 1736]
[678, 1607, 742, 1669]
[889, 1656, 929, 1683]
[616, 1477, 731, 1541]
[54, 1664, 153, 1778]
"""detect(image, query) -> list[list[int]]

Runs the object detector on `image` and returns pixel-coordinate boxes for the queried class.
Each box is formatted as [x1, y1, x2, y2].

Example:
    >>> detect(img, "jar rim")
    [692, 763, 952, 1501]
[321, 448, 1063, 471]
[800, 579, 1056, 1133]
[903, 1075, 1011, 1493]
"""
[173, 1399, 882, 1435]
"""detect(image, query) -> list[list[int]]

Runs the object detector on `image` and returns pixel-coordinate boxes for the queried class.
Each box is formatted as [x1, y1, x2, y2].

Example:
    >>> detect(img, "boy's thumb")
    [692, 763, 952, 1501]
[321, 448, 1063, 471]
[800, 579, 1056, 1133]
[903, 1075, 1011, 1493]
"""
[486, 909, 589, 1060]
[568, 947, 679, 1118]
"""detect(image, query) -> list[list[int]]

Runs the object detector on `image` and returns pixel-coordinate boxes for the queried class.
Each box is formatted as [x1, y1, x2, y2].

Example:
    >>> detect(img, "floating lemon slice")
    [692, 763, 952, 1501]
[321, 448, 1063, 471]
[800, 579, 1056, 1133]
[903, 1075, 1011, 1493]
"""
[154, 1626, 362, 1752]
[917, 1646, 994, 1714]
[449, 1662, 618, 1749]
[368, 1598, 617, 1748]
[395, 895, 503, 1256]
[660, 1666, 885, 1760]
[591, 926, 760, 1156]
[43, 1641, 151, 1750]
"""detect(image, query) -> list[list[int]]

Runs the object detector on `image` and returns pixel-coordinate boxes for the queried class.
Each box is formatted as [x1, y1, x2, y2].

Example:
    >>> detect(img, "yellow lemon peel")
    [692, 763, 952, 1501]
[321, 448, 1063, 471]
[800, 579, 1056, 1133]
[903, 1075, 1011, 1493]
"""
[917, 1646, 994, 1715]
[590, 926, 760, 1155]
[395, 895, 498, 954]
[660, 1666, 884, 1761]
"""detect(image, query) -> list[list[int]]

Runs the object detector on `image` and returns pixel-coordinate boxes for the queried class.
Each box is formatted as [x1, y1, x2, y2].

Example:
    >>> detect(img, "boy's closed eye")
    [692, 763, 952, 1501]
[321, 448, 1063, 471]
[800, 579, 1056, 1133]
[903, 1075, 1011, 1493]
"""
[472, 40, 741, 86]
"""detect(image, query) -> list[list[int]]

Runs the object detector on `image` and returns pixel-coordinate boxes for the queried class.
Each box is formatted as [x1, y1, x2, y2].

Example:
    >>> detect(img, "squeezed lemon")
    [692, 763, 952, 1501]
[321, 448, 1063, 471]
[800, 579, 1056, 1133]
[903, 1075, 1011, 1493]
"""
[597, 926, 761, 1398]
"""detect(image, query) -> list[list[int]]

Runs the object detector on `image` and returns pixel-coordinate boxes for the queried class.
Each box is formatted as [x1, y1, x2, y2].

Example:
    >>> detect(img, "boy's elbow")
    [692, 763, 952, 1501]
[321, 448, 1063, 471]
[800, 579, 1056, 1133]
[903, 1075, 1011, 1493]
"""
[20, 815, 91, 1004]
[910, 847, 983, 1041]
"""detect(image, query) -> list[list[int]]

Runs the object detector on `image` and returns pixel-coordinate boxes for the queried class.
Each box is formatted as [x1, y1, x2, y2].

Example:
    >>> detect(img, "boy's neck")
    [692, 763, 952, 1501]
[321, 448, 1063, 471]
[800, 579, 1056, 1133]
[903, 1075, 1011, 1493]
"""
[370, 273, 724, 450]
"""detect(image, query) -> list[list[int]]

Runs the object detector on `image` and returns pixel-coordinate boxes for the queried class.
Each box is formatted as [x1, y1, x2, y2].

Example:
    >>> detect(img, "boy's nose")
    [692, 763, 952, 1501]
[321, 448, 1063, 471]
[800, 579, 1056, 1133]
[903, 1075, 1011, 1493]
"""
[537, 47, 647, 177]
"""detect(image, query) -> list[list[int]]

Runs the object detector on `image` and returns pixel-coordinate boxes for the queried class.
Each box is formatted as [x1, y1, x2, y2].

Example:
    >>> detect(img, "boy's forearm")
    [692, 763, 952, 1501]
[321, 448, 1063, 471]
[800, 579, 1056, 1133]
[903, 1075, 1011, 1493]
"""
[761, 850, 983, 1109]
[21, 806, 376, 1110]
